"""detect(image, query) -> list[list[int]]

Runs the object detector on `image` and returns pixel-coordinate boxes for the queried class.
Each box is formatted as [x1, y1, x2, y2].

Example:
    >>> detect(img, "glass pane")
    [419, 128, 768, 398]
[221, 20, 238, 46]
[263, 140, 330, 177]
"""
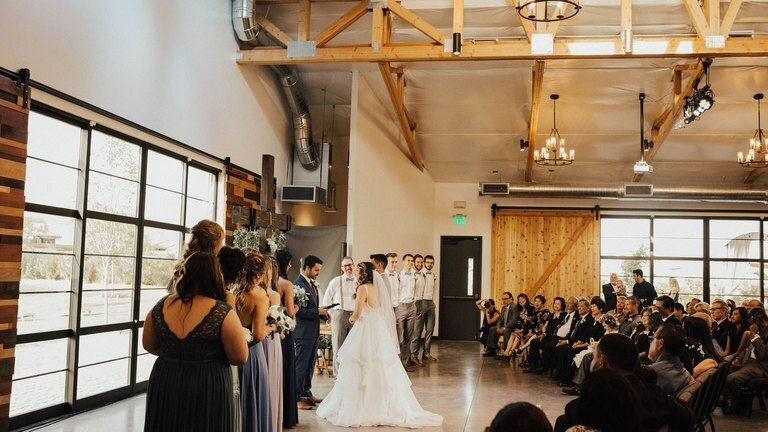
[77, 359, 130, 398]
[143, 228, 181, 259]
[80, 290, 133, 327]
[466, 258, 474, 296]
[14, 339, 69, 379]
[709, 219, 760, 259]
[141, 259, 175, 290]
[10, 372, 66, 416]
[187, 167, 216, 201]
[185, 198, 215, 228]
[140, 289, 168, 320]
[83, 256, 135, 290]
[25, 158, 78, 209]
[601, 218, 651, 257]
[136, 353, 157, 383]
[23, 213, 75, 253]
[600, 258, 650, 288]
[144, 186, 182, 225]
[90, 131, 140, 181]
[138, 327, 148, 355]
[17, 293, 71, 334]
[147, 151, 184, 192]
[21, 254, 73, 293]
[78, 330, 131, 366]
[85, 220, 137, 256]
[87, 171, 139, 217]
[653, 219, 703, 258]
[28, 112, 81, 167]
[652, 260, 704, 305]
[710, 261, 760, 304]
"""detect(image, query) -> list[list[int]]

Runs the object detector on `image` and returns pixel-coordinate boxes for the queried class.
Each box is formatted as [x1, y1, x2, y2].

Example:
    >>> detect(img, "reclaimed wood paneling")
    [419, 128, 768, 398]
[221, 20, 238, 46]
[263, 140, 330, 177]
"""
[224, 164, 262, 246]
[0, 72, 28, 431]
[491, 210, 600, 306]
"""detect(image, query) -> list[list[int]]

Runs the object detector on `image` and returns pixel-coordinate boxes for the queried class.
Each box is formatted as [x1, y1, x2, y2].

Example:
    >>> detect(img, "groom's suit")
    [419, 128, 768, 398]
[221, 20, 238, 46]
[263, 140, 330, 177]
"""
[294, 273, 321, 400]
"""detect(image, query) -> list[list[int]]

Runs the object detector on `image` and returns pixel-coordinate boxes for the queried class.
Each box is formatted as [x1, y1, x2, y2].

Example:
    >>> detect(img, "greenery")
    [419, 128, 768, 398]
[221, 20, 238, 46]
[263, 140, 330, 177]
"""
[232, 227, 287, 255]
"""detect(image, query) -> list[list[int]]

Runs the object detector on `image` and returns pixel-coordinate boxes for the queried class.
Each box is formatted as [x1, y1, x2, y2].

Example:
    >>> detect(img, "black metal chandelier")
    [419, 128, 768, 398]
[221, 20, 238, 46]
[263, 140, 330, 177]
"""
[534, 94, 574, 167]
[516, 0, 581, 23]
[738, 93, 768, 168]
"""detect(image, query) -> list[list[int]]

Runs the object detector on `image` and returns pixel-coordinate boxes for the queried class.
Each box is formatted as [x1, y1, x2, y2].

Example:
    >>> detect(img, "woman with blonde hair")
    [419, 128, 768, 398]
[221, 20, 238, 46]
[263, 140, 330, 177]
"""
[168, 219, 225, 292]
[668, 277, 680, 303]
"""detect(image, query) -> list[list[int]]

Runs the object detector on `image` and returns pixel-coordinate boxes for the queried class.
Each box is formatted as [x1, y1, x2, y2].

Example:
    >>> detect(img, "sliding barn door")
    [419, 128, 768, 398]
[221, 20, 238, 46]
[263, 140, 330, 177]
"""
[491, 210, 600, 303]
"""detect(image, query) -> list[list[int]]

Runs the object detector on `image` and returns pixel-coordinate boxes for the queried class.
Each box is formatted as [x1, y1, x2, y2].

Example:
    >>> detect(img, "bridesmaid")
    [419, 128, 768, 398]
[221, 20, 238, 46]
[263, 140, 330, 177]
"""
[234, 250, 275, 432]
[265, 259, 284, 432]
[167, 219, 224, 292]
[218, 246, 247, 430]
[275, 250, 299, 428]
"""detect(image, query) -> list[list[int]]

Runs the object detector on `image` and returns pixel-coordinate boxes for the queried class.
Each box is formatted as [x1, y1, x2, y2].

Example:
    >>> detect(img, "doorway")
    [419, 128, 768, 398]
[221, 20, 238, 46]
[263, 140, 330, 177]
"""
[439, 236, 482, 340]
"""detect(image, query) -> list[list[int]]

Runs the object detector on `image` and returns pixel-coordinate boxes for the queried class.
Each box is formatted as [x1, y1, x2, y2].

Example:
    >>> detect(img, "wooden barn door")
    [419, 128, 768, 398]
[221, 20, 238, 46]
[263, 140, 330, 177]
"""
[491, 210, 600, 303]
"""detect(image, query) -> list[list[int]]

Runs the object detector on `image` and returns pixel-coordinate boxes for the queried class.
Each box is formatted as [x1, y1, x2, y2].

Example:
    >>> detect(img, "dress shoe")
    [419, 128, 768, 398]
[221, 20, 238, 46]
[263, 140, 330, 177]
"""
[557, 381, 574, 387]
[561, 387, 580, 396]
[310, 395, 323, 404]
[481, 351, 496, 357]
[405, 365, 416, 372]
[495, 355, 509, 360]
[300, 396, 317, 406]
[519, 361, 530, 368]
[411, 358, 422, 367]
[424, 354, 437, 361]
[297, 400, 314, 410]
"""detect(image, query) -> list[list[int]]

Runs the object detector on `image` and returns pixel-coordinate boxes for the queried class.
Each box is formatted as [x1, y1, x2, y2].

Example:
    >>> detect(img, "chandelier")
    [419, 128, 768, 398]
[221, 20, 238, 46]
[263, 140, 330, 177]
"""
[737, 93, 768, 167]
[516, 0, 581, 22]
[534, 94, 574, 167]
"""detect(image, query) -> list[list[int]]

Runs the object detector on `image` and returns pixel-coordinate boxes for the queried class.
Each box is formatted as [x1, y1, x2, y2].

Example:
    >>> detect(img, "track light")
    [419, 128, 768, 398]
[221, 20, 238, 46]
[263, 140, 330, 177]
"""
[673, 59, 715, 130]
[520, 139, 529, 151]
[452, 32, 462, 56]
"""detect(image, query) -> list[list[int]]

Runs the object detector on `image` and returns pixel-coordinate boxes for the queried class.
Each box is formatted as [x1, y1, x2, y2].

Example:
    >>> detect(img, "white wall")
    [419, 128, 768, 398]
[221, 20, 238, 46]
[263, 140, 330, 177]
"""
[346, 71, 435, 263]
[0, 0, 291, 184]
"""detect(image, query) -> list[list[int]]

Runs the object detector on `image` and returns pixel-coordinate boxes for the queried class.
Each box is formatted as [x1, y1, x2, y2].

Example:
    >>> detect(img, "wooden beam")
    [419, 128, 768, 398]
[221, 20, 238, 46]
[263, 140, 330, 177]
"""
[527, 217, 593, 293]
[521, 17, 536, 42]
[313, 0, 369, 48]
[673, 70, 682, 95]
[396, 71, 416, 129]
[378, 63, 424, 170]
[254, 16, 294, 47]
[705, 0, 720, 36]
[525, 60, 546, 183]
[372, 6, 385, 52]
[298, 0, 311, 41]
[453, 0, 464, 35]
[236, 36, 768, 65]
[744, 166, 768, 184]
[720, 0, 743, 37]
[633, 61, 705, 182]
[383, 10, 393, 44]
[682, 0, 710, 38]
[621, 0, 632, 52]
[387, 1, 446, 45]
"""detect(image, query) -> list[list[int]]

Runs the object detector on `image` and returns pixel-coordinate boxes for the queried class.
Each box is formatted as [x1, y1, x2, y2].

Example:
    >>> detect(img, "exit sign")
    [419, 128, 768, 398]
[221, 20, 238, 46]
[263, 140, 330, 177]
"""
[453, 214, 467, 225]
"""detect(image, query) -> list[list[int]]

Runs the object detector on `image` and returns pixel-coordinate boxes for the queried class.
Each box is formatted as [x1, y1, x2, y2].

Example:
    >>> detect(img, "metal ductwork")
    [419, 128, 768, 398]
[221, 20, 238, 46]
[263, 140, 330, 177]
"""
[480, 183, 768, 203]
[232, 0, 320, 171]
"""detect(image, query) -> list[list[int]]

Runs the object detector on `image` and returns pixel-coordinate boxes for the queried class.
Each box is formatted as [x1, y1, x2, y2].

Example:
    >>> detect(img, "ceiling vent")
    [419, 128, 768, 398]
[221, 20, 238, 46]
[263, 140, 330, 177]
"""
[623, 184, 653, 197]
[480, 183, 510, 195]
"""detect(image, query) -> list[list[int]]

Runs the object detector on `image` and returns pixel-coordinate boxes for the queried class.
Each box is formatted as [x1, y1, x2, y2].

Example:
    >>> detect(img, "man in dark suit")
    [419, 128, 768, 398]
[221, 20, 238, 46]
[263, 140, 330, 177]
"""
[654, 295, 682, 326]
[554, 298, 594, 385]
[294, 255, 328, 410]
[482, 291, 518, 357]
[632, 269, 657, 307]
[711, 299, 735, 351]
[601, 273, 625, 314]
[535, 296, 579, 374]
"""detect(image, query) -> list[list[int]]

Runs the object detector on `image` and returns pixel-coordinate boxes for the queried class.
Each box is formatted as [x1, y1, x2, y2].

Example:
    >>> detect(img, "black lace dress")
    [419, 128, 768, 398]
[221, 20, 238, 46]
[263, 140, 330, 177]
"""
[144, 297, 235, 432]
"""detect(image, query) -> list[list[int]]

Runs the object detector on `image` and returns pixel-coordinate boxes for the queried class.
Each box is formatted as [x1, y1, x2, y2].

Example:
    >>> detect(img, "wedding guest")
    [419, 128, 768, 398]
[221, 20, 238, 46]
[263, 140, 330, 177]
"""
[411, 255, 427, 365]
[565, 314, 619, 395]
[667, 277, 681, 303]
[477, 298, 500, 347]
[322, 256, 357, 371]
[711, 299, 734, 352]
[654, 295, 682, 326]
[385, 253, 400, 311]
[218, 246, 247, 429]
[294, 255, 327, 409]
[695, 302, 711, 315]
[673, 303, 686, 322]
[517, 295, 552, 367]
[726, 299, 737, 314]
[724, 307, 768, 414]
[235, 251, 276, 432]
[747, 299, 765, 312]
[554, 298, 595, 386]
[168, 219, 224, 291]
[620, 296, 641, 336]
[631, 269, 657, 307]
[682, 316, 722, 378]
[726, 306, 751, 360]
[525, 296, 565, 373]
[686, 298, 701, 315]
[275, 250, 299, 428]
[648, 323, 693, 397]
[535, 297, 578, 374]
[489, 402, 553, 432]
[396, 254, 419, 369]
[418, 255, 438, 361]
[483, 292, 519, 357]
[601, 273, 624, 313]
[143, 252, 248, 432]
[608, 295, 626, 320]
[500, 293, 535, 360]
[631, 307, 653, 358]
[266, 259, 285, 432]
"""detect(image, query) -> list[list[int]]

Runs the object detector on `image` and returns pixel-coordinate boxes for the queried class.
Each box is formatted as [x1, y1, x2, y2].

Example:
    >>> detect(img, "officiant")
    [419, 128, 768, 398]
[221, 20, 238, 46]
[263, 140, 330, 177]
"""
[323, 256, 357, 374]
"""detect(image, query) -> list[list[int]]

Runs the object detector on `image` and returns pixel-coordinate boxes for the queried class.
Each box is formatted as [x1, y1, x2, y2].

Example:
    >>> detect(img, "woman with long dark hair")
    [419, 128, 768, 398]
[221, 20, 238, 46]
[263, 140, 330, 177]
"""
[501, 293, 535, 359]
[727, 306, 751, 361]
[683, 316, 722, 378]
[275, 250, 299, 428]
[143, 252, 248, 431]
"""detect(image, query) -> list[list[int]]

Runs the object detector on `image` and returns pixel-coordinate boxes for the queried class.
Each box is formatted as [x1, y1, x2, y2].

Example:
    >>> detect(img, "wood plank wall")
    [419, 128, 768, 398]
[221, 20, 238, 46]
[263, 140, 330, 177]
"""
[224, 164, 262, 246]
[0, 72, 29, 431]
[491, 210, 600, 306]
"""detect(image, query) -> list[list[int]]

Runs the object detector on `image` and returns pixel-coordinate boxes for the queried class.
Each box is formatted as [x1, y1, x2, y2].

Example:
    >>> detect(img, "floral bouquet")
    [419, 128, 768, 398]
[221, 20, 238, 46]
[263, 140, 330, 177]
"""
[294, 285, 309, 308]
[267, 305, 297, 337]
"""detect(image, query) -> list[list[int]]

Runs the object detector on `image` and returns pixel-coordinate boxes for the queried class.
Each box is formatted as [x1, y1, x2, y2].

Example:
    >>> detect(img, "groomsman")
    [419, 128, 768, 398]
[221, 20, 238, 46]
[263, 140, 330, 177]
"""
[398, 254, 419, 369]
[411, 255, 426, 365]
[294, 255, 327, 410]
[323, 256, 357, 374]
[386, 253, 400, 311]
[419, 255, 438, 361]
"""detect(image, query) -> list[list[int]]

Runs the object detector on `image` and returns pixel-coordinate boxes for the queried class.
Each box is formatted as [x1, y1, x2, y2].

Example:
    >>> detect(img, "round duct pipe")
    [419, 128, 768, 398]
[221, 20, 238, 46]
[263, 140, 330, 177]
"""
[496, 184, 768, 203]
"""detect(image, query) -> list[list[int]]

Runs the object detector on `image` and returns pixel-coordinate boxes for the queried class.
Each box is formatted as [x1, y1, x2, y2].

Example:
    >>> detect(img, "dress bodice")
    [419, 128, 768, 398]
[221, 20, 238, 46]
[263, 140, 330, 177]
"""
[151, 296, 232, 363]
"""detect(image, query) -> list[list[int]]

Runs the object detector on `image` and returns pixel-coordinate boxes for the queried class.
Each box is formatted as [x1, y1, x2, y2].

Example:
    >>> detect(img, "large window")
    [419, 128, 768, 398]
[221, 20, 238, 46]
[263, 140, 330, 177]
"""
[600, 216, 765, 306]
[12, 108, 218, 427]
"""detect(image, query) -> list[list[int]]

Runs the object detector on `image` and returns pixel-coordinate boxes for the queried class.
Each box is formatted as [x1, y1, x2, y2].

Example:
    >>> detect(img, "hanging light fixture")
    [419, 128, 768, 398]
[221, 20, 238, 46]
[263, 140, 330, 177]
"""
[534, 94, 574, 167]
[737, 93, 768, 168]
[674, 59, 715, 130]
[516, 0, 581, 23]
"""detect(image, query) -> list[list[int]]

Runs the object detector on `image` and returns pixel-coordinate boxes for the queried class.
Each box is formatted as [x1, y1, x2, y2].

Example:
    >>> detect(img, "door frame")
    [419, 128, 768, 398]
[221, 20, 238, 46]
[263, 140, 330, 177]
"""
[438, 235, 483, 341]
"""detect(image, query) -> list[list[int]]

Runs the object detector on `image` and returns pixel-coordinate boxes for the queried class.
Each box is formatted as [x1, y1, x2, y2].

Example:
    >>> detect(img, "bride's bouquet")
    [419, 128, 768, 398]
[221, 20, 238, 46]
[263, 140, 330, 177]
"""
[294, 285, 309, 308]
[267, 305, 297, 337]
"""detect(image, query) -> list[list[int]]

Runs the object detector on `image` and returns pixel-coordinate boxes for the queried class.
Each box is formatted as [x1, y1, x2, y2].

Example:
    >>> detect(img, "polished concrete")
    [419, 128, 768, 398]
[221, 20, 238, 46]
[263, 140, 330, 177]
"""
[25, 341, 768, 432]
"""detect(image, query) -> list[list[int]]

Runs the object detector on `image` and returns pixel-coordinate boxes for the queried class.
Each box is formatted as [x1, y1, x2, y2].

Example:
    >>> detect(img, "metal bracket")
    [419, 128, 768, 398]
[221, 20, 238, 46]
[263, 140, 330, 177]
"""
[368, 0, 387, 10]
[287, 41, 317, 58]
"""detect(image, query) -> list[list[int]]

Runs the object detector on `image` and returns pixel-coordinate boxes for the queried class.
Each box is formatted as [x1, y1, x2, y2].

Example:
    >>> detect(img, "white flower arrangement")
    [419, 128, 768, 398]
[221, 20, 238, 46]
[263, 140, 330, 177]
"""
[267, 305, 296, 337]
[294, 285, 309, 308]
[232, 227, 287, 256]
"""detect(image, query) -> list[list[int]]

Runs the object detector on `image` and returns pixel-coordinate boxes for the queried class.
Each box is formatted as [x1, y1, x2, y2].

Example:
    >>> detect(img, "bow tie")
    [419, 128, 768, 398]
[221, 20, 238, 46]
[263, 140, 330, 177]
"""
[388, 273, 397, 277]
[344, 277, 354, 282]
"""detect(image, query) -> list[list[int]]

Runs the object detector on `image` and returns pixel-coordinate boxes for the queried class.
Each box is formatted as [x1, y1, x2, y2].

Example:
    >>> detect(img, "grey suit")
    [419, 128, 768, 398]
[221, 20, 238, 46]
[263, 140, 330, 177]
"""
[650, 354, 694, 397]
[485, 304, 520, 352]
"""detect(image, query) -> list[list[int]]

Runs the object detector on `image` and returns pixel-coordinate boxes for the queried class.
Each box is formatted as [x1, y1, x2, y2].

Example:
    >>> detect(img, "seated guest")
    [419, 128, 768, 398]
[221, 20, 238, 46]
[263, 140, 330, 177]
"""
[631, 307, 653, 358]
[483, 292, 518, 357]
[726, 306, 751, 360]
[488, 402, 553, 432]
[746, 299, 765, 312]
[620, 296, 641, 336]
[608, 295, 627, 322]
[654, 295, 682, 326]
[554, 298, 596, 386]
[477, 298, 500, 347]
[682, 316, 723, 378]
[711, 299, 734, 353]
[526, 296, 566, 373]
[515, 294, 551, 367]
[555, 368, 640, 432]
[686, 298, 701, 316]
[499, 293, 535, 360]
[724, 307, 768, 414]
[648, 323, 694, 397]
[556, 334, 693, 432]
[673, 302, 686, 322]
[695, 302, 711, 315]
[726, 299, 737, 314]
[565, 314, 620, 395]
[536, 297, 579, 375]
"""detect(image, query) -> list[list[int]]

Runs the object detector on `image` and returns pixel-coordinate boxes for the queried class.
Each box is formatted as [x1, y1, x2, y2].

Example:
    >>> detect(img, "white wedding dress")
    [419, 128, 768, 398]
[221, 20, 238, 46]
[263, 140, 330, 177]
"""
[316, 274, 443, 428]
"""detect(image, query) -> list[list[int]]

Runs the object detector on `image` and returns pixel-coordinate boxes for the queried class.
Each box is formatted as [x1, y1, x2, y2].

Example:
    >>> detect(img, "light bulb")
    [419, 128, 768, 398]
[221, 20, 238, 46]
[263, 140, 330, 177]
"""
[570, 149, 575, 160]
[534, 150, 540, 160]
[738, 151, 744, 163]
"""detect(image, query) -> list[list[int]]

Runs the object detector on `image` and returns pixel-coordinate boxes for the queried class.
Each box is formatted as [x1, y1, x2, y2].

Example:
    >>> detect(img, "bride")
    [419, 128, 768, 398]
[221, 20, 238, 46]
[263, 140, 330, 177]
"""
[316, 262, 443, 428]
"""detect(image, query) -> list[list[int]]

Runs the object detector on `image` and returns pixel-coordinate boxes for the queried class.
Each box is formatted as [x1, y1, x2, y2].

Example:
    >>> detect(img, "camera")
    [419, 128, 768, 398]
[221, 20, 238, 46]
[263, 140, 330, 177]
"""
[483, 301, 491, 309]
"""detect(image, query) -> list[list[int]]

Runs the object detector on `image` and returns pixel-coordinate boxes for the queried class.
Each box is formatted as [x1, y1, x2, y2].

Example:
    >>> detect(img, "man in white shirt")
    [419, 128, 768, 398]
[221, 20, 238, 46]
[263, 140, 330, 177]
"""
[386, 253, 400, 311]
[417, 255, 438, 362]
[411, 255, 427, 365]
[397, 254, 419, 369]
[323, 256, 357, 374]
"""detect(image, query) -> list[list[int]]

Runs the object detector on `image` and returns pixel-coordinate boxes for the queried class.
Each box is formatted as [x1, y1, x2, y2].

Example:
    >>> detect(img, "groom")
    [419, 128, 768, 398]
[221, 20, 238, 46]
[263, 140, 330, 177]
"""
[294, 255, 327, 410]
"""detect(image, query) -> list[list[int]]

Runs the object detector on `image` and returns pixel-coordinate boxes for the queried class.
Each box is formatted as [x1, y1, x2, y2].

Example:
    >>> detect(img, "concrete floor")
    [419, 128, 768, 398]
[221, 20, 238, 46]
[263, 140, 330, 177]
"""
[24, 341, 768, 432]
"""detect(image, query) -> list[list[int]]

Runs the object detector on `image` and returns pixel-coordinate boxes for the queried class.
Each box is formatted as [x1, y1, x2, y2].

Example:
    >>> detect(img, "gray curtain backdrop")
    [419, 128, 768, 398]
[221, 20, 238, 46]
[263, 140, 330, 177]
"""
[285, 224, 347, 300]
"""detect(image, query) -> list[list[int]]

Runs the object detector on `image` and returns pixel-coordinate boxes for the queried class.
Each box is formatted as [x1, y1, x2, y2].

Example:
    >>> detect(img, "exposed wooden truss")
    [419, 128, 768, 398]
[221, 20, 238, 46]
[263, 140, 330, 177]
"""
[313, 0, 368, 48]
[744, 166, 768, 184]
[379, 63, 424, 170]
[525, 60, 546, 183]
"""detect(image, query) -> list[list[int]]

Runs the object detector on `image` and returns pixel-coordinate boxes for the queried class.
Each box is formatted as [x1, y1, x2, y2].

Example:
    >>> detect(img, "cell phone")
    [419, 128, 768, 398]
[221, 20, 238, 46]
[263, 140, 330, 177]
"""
[321, 303, 340, 310]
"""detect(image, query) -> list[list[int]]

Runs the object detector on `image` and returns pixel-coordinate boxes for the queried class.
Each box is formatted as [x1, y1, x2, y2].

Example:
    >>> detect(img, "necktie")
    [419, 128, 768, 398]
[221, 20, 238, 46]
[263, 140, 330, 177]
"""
[712, 321, 718, 333]
[560, 313, 571, 328]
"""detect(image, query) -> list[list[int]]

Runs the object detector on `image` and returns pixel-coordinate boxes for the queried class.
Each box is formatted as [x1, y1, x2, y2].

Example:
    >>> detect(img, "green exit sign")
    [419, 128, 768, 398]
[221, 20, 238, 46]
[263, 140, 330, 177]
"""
[453, 214, 467, 225]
